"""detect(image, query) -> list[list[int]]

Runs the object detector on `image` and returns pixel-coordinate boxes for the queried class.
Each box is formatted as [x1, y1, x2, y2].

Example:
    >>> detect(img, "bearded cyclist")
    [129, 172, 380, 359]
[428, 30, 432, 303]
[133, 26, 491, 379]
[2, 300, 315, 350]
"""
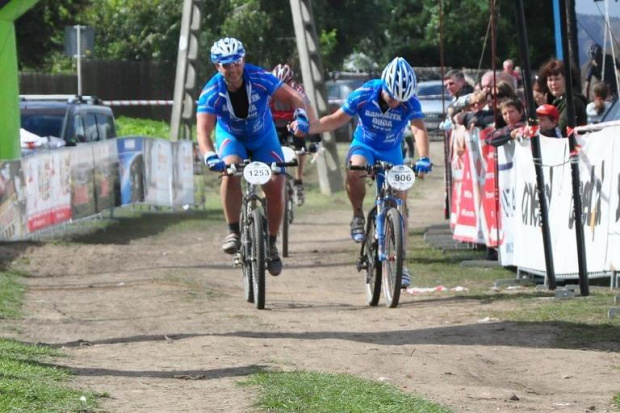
[196, 37, 310, 276]
[269, 63, 319, 206]
[291, 57, 432, 288]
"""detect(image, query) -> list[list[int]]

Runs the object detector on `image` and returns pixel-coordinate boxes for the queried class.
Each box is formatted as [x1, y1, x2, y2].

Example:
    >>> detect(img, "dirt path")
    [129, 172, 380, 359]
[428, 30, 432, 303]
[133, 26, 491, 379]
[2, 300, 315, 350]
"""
[2, 141, 620, 413]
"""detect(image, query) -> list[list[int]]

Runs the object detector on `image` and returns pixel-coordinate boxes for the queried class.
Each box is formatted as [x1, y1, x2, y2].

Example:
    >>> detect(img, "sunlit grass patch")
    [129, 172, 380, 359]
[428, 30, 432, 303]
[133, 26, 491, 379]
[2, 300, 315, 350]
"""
[239, 370, 452, 413]
[0, 339, 100, 412]
[0, 271, 23, 319]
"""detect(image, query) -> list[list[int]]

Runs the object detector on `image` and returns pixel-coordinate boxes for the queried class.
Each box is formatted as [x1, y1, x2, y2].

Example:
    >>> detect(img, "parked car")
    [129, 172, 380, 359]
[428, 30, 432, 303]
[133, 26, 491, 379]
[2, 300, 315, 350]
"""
[20, 95, 116, 155]
[326, 78, 368, 142]
[415, 80, 449, 133]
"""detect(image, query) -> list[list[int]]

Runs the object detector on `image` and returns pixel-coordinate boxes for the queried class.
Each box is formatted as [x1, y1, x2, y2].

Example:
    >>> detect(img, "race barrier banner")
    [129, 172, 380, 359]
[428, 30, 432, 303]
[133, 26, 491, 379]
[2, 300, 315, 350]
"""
[451, 124, 620, 276]
[0, 160, 26, 240]
[0, 137, 194, 241]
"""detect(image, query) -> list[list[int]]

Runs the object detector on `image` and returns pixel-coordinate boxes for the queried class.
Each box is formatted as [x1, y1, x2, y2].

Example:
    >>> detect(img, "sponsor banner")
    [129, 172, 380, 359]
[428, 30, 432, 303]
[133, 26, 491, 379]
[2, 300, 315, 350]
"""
[92, 140, 120, 211]
[497, 143, 516, 266]
[477, 128, 500, 247]
[0, 160, 27, 240]
[451, 127, 485, 243]
[607, 130, 620, 271]
[172, 141, 195, 207]
[117, 137, 145, 205]
[513, 139, 547, 270]
[50, 150, 72, 226]
[144, 138, 173, 206]
[70, 146, 97, 219]
[23, 154, 55, 232]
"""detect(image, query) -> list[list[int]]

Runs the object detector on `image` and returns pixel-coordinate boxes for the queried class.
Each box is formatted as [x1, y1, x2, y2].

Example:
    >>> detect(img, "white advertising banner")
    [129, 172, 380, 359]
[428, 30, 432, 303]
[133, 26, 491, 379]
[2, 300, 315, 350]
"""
[23, 153, 54, 232]
[172, 141, 195, 207]
[144, 138, 173, 206]
[49, 149, 72, 226]
[497, 143, 517, 266]
[607, 129, 620, 271]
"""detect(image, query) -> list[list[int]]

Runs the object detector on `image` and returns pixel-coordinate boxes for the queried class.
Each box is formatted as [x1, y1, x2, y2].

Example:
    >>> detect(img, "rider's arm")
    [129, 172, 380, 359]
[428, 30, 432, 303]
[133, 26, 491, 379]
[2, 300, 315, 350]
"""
[410, 118, 429, 158]
[272, 83, 308, 112]
[308, 108, 352, 134]
[197, 113, 217, 154]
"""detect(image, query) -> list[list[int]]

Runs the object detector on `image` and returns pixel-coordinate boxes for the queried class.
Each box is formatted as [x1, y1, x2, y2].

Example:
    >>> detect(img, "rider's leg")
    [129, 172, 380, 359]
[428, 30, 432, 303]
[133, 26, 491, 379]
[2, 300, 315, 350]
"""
[346, 154, 367, 218]
[221, 155, 244, 225]
[262, 175, 285, 238]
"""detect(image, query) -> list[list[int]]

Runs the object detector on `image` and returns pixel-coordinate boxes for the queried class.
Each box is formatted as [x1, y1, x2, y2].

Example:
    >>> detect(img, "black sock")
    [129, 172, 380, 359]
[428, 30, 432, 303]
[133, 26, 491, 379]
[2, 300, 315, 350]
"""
[294, 179, 303, 186]
[269, 235, 277, 246]
[228, 222, 240, 235]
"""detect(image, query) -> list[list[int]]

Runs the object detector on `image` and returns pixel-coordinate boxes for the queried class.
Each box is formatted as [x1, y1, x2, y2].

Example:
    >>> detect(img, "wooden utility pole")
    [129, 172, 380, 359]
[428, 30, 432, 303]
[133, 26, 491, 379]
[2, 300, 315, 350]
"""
[289, 0, 343, 194]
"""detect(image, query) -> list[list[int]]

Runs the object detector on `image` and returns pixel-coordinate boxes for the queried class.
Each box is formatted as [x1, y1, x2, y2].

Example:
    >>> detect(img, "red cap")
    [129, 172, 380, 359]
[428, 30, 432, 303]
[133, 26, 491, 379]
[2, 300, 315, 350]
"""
[536, 104, 559, 121]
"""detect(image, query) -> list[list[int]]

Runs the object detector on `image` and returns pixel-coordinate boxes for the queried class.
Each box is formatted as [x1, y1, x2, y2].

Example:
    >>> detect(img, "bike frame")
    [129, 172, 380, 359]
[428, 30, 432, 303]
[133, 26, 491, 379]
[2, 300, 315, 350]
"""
[371, 164, 406, 262]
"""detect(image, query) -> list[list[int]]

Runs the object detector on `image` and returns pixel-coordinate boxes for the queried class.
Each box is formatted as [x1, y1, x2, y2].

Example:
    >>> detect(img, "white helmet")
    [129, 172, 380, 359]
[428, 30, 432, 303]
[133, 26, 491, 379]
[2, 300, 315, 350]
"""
[210, 37, 246, 64]
[381, 57, 417, 102]
[272, 64, 294, 83]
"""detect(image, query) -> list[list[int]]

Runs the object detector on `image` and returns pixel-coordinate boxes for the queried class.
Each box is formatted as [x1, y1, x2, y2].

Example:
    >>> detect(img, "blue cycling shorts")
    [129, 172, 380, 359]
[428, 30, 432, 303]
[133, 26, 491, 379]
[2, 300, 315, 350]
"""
[346, 139, 404, 166]
[215, 123, 285, 164]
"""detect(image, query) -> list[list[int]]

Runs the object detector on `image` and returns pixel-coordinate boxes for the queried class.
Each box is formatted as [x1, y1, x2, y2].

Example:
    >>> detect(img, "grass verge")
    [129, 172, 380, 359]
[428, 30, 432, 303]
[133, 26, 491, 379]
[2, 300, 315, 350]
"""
[0, 271, 24, 319]
[239, 370, 451, 413]
[0, 338, 100, 412]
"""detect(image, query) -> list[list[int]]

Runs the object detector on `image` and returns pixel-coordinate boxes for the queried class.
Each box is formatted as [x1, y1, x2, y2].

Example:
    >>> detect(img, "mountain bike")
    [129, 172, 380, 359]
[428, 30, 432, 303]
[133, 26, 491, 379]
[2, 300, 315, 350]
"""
[351, 161, 416, 308]
[225, 158, 296, 310]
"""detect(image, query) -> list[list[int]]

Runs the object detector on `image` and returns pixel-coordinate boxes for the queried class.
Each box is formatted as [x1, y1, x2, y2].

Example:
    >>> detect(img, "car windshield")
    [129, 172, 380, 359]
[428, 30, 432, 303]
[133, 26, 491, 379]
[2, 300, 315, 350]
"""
[416, 83, 445, 98]
[21, 114, 64, 138]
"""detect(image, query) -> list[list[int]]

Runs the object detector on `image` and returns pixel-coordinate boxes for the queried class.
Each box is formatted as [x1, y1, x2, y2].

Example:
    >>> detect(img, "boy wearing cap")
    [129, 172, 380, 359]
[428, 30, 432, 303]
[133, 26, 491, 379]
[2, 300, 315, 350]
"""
[536, 104, 563, 138]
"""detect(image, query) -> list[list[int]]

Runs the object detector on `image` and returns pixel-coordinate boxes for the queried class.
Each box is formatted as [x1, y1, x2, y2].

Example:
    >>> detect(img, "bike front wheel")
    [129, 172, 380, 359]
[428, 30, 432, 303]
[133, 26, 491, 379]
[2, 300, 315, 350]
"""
[383, 207, 404, 308]
[363, 208, 382, 306]
[241, 219, 254, 303]
[251, 208, 267, 309]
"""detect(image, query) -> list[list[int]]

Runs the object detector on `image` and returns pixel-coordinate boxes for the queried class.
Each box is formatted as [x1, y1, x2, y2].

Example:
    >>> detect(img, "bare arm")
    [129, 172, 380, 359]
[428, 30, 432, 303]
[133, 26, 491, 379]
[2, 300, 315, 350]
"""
[410, 118, 429, 158]
[309, 108, 353, 134]
[272, 84, 308, 112]
[196, 113, 217, 155]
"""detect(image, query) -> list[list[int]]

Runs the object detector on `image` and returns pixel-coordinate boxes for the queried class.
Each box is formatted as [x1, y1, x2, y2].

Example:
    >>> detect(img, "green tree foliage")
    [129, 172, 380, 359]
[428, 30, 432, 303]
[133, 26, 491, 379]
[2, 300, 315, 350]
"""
[16, 0, 557, 76]
[83, 0, 183, 61]
[15, 0, 91, 71]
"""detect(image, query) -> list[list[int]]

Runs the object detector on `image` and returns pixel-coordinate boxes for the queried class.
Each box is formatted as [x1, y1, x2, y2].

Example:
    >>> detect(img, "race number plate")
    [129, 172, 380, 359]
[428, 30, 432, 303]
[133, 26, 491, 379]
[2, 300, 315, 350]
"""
[387, 165, 415, 191]
[243, 162, 272, 185]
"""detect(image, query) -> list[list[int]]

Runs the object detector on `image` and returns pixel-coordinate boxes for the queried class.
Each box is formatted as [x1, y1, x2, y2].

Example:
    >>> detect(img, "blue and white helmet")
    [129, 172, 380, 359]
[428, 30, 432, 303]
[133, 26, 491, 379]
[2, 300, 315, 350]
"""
[381, 57, 417, 102]
[210, 37, 246, 64]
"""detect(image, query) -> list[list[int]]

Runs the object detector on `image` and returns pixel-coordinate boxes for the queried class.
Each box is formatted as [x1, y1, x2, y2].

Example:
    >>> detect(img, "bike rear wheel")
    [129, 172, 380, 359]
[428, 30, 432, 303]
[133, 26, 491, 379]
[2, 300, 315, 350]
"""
[363, 208, 382, 306]
[383, 207, 403, 308]
[281, 180, 292, 258]
[251, 208, 267, 309]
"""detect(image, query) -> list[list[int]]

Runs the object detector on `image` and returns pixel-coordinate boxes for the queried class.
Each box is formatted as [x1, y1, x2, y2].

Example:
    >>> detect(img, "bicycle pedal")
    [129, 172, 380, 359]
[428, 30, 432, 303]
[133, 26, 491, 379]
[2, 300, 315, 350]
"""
[233, 253, 242, 267]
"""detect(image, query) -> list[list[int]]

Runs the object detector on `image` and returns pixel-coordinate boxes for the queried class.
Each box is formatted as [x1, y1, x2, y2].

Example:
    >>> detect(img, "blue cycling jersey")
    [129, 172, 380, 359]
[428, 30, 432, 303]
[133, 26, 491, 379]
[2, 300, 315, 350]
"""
[342, 79, 424, 150]
[196, 63, 283, 139]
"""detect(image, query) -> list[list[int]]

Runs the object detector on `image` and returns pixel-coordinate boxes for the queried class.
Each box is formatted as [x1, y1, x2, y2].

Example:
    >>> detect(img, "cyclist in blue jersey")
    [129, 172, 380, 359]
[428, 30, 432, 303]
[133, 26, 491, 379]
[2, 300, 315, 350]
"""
[292, 57, 432, 287]
[196, 37, 310, 276]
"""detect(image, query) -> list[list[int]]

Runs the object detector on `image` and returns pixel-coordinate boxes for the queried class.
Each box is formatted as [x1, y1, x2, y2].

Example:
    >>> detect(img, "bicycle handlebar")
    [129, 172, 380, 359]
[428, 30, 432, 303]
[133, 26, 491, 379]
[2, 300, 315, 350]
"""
[348, 161, 418, 174]
[222, 159, 299, 176]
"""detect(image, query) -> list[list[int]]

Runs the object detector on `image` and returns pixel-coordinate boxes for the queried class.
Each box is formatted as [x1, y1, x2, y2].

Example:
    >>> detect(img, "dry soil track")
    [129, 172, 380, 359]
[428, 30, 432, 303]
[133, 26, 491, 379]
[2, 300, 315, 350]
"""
[2, 141, 620, 413]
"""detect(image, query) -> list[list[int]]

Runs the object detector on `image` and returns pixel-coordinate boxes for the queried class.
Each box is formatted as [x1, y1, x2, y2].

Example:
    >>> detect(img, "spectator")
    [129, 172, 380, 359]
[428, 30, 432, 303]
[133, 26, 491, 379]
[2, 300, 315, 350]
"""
[584, 43, 620, 100]
[586, 82, 612, 124]
[536, 104, 563, 138]
[533, 75, 551, 106]
[539, 58, 587, 135]
[502, 59, 521, 89]
[486, 98, 526, 147]
[443, 69, 474, 123]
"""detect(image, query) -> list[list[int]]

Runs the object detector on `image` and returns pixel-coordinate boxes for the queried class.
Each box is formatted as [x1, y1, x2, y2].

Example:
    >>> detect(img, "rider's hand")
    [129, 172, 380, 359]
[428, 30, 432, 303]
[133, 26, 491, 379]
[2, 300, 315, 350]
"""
[292, 108, 310, 135]
[203, 151, 225, 172]
[414, 157, 432, 175]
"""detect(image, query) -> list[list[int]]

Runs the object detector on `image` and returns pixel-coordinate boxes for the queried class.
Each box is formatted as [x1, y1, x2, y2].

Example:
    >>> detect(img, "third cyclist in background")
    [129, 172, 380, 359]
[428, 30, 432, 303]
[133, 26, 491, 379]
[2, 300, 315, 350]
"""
[291, 57, 432, 288]
[270, 63, 319, 206]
